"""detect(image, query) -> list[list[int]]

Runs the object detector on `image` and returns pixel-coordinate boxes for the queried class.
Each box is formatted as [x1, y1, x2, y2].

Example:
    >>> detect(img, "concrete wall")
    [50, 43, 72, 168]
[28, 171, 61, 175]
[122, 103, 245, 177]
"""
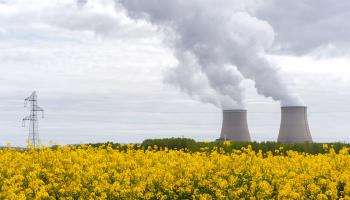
[278, 106, 312, 143]
[218, 110, 251, 141]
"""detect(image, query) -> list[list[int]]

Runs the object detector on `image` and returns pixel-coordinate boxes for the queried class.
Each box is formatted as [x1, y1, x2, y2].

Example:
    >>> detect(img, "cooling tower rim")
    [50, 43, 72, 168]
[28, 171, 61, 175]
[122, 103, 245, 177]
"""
[281, 106, 307, 108]
[223, 109, 247, 112]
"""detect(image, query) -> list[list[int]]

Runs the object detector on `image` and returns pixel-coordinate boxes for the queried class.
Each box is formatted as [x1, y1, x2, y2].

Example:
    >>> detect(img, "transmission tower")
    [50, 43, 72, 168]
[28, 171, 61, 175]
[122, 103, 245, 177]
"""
[22, 91, 44, 148]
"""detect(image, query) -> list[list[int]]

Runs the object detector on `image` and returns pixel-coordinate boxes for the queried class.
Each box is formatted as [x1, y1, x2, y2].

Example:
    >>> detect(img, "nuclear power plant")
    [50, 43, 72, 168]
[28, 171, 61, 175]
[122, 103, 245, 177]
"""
[217, 107, 312, 143]
[277, 106, 312, 143]
[217, 110, 251, 141]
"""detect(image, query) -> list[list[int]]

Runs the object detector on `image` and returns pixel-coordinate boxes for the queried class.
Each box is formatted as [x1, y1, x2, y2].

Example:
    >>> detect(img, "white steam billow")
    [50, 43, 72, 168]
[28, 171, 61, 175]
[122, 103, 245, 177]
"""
[166, 51, 245, 109]
[116, 0, 304, 108]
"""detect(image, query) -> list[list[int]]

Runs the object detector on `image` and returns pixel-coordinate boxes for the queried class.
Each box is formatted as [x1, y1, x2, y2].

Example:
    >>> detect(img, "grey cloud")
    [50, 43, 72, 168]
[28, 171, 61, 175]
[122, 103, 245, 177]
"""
[0, 0, 154, 42]
[256, 0, 350, 56]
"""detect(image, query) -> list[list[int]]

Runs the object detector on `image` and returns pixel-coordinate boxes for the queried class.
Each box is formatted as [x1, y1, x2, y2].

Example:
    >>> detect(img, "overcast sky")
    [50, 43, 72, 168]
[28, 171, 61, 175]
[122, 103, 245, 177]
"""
[1, 0, 350, 146]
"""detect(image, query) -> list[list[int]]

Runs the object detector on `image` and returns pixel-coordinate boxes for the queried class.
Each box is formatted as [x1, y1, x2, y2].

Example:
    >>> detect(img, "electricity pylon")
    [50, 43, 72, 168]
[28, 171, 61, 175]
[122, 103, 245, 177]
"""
[22, 91, 44, 148]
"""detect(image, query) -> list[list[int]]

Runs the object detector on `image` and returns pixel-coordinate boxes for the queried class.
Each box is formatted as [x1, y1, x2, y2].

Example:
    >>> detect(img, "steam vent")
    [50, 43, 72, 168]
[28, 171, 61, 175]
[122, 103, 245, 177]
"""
[278, 106, 312, 143]
[218, 110, 251, 141]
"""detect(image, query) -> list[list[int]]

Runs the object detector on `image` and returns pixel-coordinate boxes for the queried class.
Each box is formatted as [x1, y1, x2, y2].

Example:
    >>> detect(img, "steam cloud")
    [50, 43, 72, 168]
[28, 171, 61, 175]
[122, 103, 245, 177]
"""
[116, 0, 304, 109]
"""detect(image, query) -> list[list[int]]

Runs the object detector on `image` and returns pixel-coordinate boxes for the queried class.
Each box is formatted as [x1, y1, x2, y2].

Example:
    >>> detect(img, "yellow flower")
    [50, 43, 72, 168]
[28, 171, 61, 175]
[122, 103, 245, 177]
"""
[0, 144, 349, 199]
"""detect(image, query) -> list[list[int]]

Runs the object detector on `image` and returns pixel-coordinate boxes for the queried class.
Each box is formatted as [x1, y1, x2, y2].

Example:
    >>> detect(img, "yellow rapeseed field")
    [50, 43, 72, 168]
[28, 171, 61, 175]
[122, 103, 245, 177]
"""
[0, 144, 350, 199]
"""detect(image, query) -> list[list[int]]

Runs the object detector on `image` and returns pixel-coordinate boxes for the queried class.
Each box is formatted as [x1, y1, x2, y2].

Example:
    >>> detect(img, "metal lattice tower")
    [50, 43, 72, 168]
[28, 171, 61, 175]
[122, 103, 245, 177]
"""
[22, 91, 44, 148]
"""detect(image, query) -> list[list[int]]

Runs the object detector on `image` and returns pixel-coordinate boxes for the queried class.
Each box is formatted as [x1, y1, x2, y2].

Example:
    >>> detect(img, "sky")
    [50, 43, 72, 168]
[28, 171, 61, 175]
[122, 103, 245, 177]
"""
[0, 0, 350, 146]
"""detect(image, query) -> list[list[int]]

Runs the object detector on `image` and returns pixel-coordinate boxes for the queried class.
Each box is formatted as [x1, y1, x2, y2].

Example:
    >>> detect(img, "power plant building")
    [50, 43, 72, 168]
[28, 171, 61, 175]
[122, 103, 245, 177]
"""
[278, 106, 312, 143]
[217, 110, 251, 141]
[217, 107, 312, 143]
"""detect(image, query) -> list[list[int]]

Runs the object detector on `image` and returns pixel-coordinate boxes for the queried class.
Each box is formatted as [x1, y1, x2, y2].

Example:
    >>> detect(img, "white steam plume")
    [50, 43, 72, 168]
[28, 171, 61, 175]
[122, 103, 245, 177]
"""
[117, 0, 304, 108]
[167, 50, 245, 109]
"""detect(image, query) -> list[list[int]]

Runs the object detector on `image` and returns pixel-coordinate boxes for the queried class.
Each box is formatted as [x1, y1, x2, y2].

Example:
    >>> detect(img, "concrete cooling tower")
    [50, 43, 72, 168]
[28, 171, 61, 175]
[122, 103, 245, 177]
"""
[217, 110, 251, 141]
[278, 106, 312, 143]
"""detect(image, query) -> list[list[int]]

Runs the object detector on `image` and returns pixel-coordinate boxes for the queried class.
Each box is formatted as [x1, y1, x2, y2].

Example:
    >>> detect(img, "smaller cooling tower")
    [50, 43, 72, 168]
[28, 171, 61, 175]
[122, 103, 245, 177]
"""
[218, 110, 251, 141]
[278, 106, 312, 143]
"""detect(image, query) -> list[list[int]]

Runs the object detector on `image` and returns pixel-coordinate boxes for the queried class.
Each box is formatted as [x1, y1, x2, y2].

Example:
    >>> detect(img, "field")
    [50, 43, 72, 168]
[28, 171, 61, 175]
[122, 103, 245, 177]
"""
[1, 140, 350, 199]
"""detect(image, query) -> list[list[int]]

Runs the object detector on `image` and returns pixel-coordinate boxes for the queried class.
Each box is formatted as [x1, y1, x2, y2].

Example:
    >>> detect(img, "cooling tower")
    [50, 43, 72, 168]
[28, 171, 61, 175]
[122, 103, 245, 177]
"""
[217, 110, 251, 141]
[278, 106, 312, 143]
